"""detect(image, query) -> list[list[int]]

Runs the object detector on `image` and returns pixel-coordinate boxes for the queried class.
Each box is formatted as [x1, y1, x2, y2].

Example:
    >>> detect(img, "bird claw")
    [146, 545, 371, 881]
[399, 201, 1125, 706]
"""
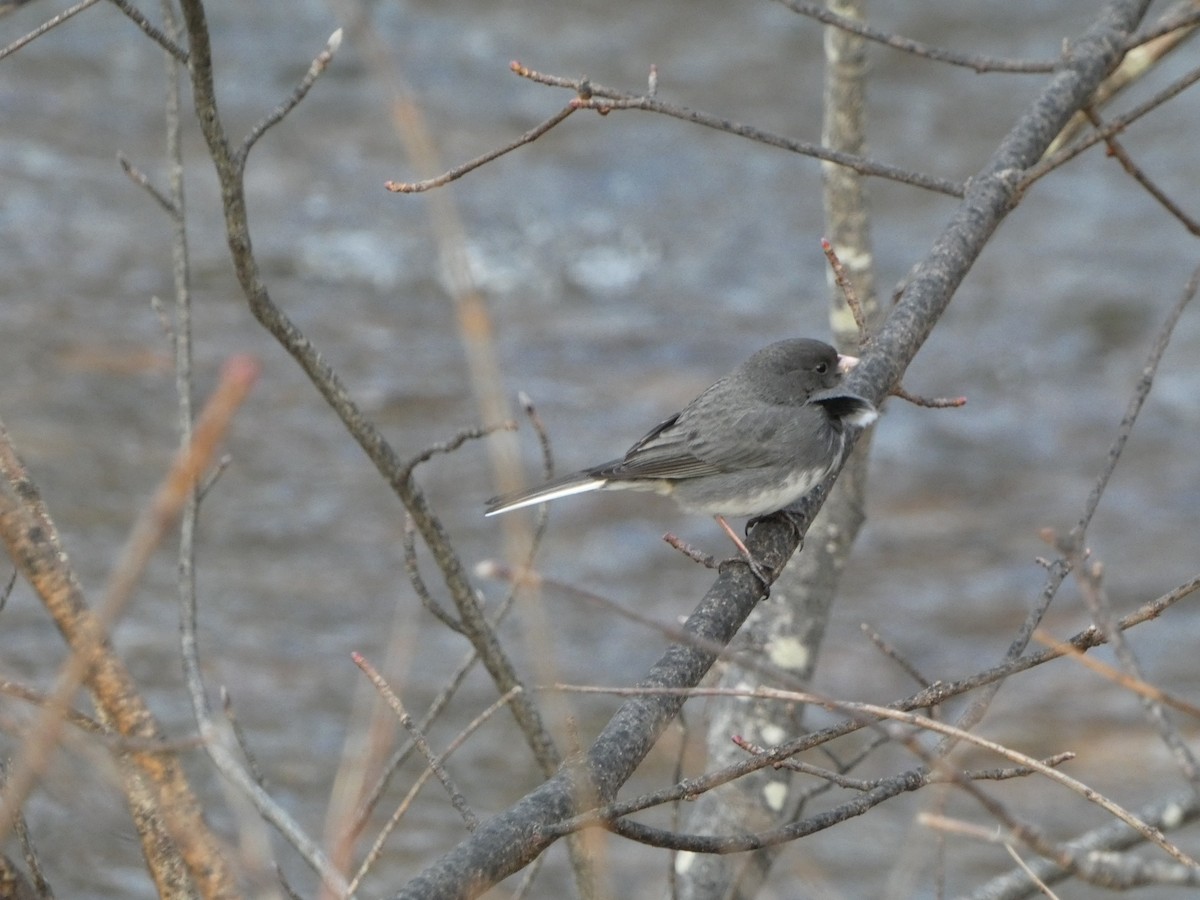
[717, 553, 773, 594]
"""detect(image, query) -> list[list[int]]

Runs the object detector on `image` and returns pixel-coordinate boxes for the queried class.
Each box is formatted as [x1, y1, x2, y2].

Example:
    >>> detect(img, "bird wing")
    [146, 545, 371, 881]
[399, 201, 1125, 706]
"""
[594, 396, 815, 482]
[584, 412, 719, 480]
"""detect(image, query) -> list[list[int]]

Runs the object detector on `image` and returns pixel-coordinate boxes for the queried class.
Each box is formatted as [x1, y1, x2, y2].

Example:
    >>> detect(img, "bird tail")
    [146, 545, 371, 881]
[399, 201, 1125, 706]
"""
[484, 472, 607, 516]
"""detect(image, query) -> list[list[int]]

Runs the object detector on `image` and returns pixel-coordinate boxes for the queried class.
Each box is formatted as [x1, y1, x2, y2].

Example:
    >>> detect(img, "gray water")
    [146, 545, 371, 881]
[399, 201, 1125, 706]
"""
[1, 1, 1198, 897]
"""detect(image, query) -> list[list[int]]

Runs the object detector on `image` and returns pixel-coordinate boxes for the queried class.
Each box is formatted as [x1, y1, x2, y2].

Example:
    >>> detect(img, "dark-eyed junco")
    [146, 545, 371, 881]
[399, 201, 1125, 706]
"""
[486, 338, 877, 575]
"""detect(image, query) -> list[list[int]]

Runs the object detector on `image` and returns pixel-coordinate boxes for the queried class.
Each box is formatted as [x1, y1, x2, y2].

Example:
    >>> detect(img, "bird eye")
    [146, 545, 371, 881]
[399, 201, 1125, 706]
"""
[814, 362, 829, 374]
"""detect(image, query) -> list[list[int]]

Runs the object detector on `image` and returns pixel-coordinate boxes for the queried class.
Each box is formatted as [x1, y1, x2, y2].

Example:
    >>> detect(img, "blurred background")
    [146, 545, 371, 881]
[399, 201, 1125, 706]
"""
[0, 1, 1198, 896]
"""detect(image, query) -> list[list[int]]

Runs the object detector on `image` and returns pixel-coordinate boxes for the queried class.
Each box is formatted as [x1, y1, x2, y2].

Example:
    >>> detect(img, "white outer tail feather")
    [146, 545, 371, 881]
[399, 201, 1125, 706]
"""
[484, 478, 608, 516]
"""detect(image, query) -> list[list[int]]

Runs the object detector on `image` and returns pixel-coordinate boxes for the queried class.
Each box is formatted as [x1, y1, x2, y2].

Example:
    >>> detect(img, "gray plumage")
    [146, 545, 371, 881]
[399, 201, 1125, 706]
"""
[485, 338, 877, 519]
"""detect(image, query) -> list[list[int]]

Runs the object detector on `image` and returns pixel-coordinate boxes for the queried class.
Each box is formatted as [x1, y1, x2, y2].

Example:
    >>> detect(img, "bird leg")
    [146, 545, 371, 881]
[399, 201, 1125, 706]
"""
[747, 485, 822, 544]
[714, 514, 773, 589]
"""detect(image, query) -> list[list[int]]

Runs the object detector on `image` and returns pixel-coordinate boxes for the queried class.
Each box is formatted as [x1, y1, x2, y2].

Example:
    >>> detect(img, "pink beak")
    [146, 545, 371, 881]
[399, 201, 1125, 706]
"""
[836, 354, 860, 375]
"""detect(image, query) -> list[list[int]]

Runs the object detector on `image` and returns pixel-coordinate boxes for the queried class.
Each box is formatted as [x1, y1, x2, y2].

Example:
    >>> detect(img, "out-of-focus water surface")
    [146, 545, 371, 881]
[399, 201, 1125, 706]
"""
[1, 1, 1198, 896]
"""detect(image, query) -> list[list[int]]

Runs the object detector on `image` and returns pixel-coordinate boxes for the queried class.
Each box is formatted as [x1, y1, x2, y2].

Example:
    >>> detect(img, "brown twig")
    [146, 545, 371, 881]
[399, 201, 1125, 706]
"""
[178, 0, 562, 791]
[550, 683, 1194, 866]
[105, 0, 189, 63]
[509, 62, 964, 197]
[859, 622, 932, 688]
[348, 686, 524, 893]
[118, 153, 178, 216]
[663, 532, 719, 569]
[1049, 0, 1200, 154]
[1023, 60, 1200, 188]
[1032, 628, 1200, 719]
[387, 104, 577, 192]
[821, 237, 868, 338]
[401, 421, 517, 479]
[889, 383, 967, 408]
[240, 28, 343, 158]
[0, 355, 256, 893]
[771, 0, 1058, 73]
[0, 568, 14, 612]
[351, 652, 479, 831]
[1083, 106, 1200, 234]
[0, 0, 101, 62]
[403, 515, 463, 633]
[498, 571, 1198, 836]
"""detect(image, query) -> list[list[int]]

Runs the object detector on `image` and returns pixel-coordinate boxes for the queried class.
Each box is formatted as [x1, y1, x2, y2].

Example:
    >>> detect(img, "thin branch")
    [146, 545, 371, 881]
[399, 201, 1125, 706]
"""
[0, 357, 256, 896]
[1032, 628, 1200, 718]
[239, 28, 343, 160]
[118, 153, 178, 216]
[512, 572, 1199, 833]
[1067, 262, 1197, 549]
[0, 569, 14, 612]
[511, 62, 965, 197]
[1050, 0, 1200, 153]
[550, 684, 1195, 867]
[178, 0, 562, 784]
[860, 622, 933, 689]
[403, 515, 464, 632]
[889, 383, 968, 408]
[386, 104, 577, 193]
[771, 0, 1058, 73]
[347, 687, 523, 894]
[822, 237, 868, 337]
[1126, 3, 1200, 48]
[1083, 106, 1200, 234]
[105, 0, 188, 63]
[1023, 59, 1200, 187]
[967, 789, 1200, 898]
[400, 421, 516, 479]
[1068, 551, 1200, 791]
[0, 0, 101, 61]
[351, 652, 478, 831]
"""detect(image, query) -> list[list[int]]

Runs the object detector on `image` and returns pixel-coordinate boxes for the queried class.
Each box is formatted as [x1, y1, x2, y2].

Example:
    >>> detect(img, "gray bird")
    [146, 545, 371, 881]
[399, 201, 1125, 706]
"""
[485, 340, 878, 544]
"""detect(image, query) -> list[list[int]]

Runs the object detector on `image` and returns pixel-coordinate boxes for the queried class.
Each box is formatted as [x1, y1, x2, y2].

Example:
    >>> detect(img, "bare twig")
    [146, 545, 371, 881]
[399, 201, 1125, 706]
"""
[771, 0, 1058, 73]
[351, 652, 479, 831]
[550, 683, 1196, 867]
[0, 0, 101, 62]
[0, 569, 15, 613]
[511, 62, 965, 197]
[662, 532, 719, 569]
[822, 237, 868, 338]
[106, 0, 188, 62]
[0, 356, 256, 895]
[1023, 60, 1200, 187]
[1067, 263, 1197, 549]
[1083, 106, 1200, 234]
[178, 0, 562, 787]
[493, 571, 1199, 838]
[386, 105, 577, 192]
[118, 153, 178, 216]
[1033, 628, 1200, 719]
[889, 383, 968, 408]
[403, 515, 464, 632]
[240, 28, 343, 158]
[1069, 551, 1200, 791]
[860, 622, 932, 688]
[348, 686, 523, 893]
[401, 421, 516, 479]
[1126, 2, 1200, 48]
[1049, 0, 1200, 153]
[968, 789, 1200, 898]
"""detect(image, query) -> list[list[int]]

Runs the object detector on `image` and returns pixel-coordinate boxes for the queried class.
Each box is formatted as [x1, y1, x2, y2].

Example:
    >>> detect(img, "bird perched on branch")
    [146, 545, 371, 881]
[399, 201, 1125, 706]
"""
[486, 338, 877, 582]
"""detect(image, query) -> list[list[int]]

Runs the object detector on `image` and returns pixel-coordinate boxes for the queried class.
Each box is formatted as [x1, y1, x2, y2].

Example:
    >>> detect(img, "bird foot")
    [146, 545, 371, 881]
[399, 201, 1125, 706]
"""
[714, 515, 773, 593]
